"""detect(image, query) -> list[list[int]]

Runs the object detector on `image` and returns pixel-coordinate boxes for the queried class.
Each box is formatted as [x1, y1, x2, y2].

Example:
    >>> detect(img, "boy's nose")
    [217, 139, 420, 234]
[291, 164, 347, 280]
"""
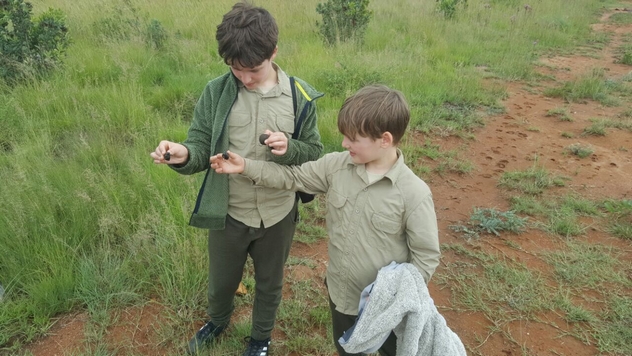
[241, 74, 252, 84]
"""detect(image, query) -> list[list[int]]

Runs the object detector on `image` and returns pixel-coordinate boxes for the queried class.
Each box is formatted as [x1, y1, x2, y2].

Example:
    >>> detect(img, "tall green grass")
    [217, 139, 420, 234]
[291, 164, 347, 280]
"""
[0, 0, 623, 353]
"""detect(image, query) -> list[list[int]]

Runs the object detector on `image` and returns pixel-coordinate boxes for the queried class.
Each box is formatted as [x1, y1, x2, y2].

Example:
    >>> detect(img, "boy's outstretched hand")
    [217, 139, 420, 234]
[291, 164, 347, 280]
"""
[150, 141, 188, 164]
[210, 151, 245, 174]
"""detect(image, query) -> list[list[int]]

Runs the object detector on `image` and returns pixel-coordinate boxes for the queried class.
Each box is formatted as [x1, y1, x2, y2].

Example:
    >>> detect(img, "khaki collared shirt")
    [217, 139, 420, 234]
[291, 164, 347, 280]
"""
[227, 64, 296, 228]
[243, 150, 441, 315]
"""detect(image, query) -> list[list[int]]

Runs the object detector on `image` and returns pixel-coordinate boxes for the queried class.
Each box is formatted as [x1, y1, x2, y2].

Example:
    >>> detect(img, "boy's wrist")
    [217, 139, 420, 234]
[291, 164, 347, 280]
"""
[242, 158, 256, 176]
[240, 158, 246, 174]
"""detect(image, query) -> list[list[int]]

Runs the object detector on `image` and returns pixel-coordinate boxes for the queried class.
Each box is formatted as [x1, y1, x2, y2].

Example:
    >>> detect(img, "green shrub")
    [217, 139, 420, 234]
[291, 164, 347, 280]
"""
[436, 0, 468, 19]
[470, 208, 528, 236]
[321, 63, 381, 97]
[0, 0, 69, 84]
[145, 19, 168, 50]
[620, 51, 632, 65]
[316, 0, 372, 45]
[565, 143, 593, 158]
[449, 207, 528, 239]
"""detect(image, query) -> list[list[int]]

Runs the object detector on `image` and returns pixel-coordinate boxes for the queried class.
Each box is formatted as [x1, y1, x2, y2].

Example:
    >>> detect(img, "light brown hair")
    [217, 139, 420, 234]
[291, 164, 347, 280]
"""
[337, 85, 410, 144]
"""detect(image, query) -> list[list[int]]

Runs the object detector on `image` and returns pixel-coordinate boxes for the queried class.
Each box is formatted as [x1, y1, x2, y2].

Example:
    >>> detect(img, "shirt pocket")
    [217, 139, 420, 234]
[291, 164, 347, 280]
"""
[273, 111, 295, 137]
[327, 189, 347, 209]
[228, 110, 252, 149]
[228, 110, 252, 128]
[368, 213, 404, 249]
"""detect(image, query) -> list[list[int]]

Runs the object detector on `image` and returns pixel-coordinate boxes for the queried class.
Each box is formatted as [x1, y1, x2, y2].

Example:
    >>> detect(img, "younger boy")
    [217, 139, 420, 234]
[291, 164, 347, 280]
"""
[211, 85, 441, 356]
[150, 2, 323, 355]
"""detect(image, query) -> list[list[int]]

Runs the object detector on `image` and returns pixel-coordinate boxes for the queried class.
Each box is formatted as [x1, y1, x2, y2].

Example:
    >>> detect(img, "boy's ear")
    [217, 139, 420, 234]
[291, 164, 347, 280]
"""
[381, 132, 394, 148]
[270, 46, 278, 61]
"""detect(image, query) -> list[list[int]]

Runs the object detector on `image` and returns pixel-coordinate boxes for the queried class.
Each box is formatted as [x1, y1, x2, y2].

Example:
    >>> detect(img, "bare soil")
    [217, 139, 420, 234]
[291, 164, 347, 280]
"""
[22, 7, 632, 356]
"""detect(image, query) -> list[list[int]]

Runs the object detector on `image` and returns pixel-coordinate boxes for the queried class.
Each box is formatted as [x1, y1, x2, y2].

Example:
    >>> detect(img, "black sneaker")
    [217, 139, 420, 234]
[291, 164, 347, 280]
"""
[242, 336, 271, 356]
[186, 320, 227, 354]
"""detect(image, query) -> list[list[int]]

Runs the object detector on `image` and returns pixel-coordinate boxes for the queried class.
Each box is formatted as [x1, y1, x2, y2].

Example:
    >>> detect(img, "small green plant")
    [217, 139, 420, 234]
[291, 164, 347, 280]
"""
[596, 296, 632, 354]
[619, 109, 632, 118]
[321, 63, 381, 97]
[565, 143, 594, 158]
[295, 197, 327, 244]
[510, 195, 550, 216]
[583, 120, 607, 136]
[91, 0, 141, 41]
[610, 223, 632, 240]
[499, 165, 567, 195]
[316, 0, 372, 45]
[619, 51, 632, 65]
[546, 107, 567, 117]
[555, 293, 596, 323]
[602, 199, 632, 240]
[0, 0, 70, 84]
[547, 210, 586, 237]
[470, 207, 528, 236]
[436, 0, 468, 19]
[145, 19, 168, 50]
[561, 132, 574, 138]
[543, 68, 620, 106]
[545, 241, 629, 287]
[602, 199, 632, 216]
[450, 207, 528, 238]
[546, 107, 574, 121]
[609, 12, 632, 25]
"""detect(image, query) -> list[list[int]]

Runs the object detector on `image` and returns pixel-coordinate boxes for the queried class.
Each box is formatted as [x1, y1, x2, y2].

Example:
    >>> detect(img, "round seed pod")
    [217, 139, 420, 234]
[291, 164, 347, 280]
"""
[259, 134, 270, 145]
[222, 152, 229, 160]
[164, 152, 171, 161]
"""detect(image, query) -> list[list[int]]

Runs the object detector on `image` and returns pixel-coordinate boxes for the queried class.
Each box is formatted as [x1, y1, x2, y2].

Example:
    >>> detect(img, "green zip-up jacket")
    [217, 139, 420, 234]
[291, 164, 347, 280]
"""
[170, 71, 324, 230]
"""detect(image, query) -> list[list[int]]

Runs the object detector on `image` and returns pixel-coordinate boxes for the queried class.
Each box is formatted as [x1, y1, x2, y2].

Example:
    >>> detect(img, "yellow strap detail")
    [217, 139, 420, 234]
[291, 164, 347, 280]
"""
[295, 82, 312, 101]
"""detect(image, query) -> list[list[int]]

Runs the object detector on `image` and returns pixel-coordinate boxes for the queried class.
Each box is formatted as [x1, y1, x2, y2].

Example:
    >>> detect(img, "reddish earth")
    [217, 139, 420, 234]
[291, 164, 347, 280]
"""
[22, 7, 632, 356]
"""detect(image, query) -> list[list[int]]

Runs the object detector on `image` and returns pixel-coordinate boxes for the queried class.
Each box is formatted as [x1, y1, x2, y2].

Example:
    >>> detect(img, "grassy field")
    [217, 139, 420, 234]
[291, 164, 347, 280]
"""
[1, 0, 631, 355]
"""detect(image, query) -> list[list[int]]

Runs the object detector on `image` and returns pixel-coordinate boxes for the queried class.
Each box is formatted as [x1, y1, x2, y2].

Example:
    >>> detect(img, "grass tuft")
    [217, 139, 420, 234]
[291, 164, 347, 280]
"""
[498, 164, 567, 195]
[564, 143, 594, 158]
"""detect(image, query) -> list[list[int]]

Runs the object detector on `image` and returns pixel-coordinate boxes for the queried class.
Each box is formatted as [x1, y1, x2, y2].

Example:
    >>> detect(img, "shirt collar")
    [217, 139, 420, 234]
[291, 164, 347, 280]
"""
[352, 149, 406, 185]
[234, 62, 291, 98]
[274, 63, 292, 97]
[383, 149, 406, 184]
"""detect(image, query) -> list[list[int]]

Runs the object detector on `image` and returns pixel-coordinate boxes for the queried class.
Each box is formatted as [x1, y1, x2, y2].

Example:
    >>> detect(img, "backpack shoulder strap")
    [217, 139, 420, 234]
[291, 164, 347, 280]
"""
[289, 76, 312, 140]
[290, 76, 298, 119]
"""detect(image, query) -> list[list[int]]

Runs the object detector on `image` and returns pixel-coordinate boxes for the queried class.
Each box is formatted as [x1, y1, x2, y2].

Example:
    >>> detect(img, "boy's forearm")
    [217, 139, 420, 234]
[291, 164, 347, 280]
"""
[406, 197, 441, 283]
[409, 247, 440, 283]
[242, 156, 328, 194]
[242, 158, 300, 191]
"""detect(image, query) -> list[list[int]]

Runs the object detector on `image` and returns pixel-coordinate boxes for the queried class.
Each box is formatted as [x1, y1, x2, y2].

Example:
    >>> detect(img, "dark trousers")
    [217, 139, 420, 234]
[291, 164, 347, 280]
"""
[329, 295, 397, 356]
[206, 201, 298, 340]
